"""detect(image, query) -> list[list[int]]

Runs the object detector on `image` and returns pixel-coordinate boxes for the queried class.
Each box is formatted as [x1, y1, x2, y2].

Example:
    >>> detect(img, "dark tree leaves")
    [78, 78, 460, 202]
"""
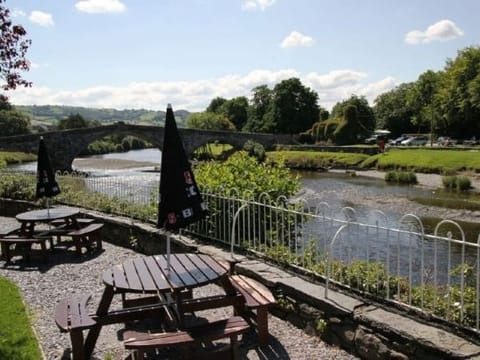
[0, 0, 31, 91]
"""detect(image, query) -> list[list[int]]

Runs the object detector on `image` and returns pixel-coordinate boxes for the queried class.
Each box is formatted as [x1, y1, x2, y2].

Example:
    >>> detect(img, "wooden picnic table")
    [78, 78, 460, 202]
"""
[81, 253, 237, 359]
[15, 207, 80, 235]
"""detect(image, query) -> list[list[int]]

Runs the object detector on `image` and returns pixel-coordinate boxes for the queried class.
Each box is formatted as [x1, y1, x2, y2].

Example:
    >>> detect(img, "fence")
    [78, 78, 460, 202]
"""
[2, 171, 479, 333]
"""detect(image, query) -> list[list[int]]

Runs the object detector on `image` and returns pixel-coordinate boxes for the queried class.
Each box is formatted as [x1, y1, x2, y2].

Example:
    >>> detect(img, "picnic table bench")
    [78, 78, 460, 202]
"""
[123, 316, 250, 360]
[229, 274, 276, 344]
[0, 235, 52, 263]
[67, 223, 103, 256]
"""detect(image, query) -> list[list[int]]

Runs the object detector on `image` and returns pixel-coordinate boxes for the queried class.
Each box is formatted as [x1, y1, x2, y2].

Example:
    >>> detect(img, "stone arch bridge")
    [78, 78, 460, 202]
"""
[0, 123, 295, 172]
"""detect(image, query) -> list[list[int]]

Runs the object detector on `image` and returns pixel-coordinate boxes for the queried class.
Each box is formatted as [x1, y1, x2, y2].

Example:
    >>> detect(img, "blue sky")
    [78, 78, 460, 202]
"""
[6, 0, 479, 112]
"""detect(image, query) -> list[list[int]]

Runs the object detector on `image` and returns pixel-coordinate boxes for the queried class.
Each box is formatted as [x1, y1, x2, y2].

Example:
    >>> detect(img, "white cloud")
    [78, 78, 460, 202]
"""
[405, 19, 464, 44]
[12, 9, 26, 18]
[359, 77, 397, 99]
[281, 31, 314, 48]
[8, 69, 397, 112]
[75, 0, 126, 14]
[305, 70, 367, 89]
[242, 0, 276, 11]
[29, 11, 55, 27]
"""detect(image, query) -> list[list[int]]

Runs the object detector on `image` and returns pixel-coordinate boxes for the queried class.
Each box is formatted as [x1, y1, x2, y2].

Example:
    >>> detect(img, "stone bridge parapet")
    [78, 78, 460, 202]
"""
[0, 123, 295, 171]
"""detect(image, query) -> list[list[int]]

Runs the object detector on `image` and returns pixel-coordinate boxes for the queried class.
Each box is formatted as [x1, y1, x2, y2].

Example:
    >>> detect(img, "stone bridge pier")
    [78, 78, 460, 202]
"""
[0, 123, 296, 172]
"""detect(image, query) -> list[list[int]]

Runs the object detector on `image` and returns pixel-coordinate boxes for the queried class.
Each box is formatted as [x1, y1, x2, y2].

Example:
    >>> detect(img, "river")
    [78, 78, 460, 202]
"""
[9, 148, 479, 226]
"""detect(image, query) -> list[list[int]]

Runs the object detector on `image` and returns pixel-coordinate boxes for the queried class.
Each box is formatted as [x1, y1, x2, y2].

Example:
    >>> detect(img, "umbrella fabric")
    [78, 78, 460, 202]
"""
[36, 137, 60, 199]
[157, 104, 208, 231]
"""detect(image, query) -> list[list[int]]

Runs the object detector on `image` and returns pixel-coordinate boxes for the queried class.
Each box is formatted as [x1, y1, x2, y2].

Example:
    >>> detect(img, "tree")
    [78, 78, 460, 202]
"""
[272, 78, 319, 134]
[374, 83, 417, 137]
[407, 70, 441, 139]
[218, 96, 249, 130]
[58, 113, 90, 129]
[186, 111, 235, 131]
[244, 85, 275, 133]
[330, 95, 375, 142]
[206, 97, 227, 113]
[0, 0, 31, 91]
[0, 107, 30, 135]
[436, 46, 480, 138]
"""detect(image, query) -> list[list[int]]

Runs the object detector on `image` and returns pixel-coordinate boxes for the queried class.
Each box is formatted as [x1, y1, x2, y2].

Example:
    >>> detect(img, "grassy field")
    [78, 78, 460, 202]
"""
[0, 152, 36, 169]
[0, 276, 43, 360]
[373, 148, 480, 173]
[267, 148, 480, 174]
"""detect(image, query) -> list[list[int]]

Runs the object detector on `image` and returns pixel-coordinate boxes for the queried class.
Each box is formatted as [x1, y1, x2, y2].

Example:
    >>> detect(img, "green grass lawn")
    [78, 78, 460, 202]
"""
[267, 150, 369, 169]
[0, 151, 36, 169]
[373, 148, 480, 173]
[267, 148, 480, 174]
[0, 276, 43, 360]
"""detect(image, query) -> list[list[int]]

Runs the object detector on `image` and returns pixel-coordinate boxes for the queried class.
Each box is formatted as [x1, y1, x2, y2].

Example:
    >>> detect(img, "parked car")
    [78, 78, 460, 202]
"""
[401, 136, 428, 146]
[389, 136, 408, 145]
[364, 135, 379, 144]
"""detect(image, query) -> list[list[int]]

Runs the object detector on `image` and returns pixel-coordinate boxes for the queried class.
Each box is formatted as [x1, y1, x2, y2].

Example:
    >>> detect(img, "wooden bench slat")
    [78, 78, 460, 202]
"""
[0, 225, 22, 237]
[124, 330, 195, 348]
[123, 316, 249, 351]
[67, 223, 103, 256]
[0, 236, 51, 263]
[229, 274, 275, 345]
[230, 275, 276, 308]
[67, 223, 103, 236]
[55, 295, 96, 332]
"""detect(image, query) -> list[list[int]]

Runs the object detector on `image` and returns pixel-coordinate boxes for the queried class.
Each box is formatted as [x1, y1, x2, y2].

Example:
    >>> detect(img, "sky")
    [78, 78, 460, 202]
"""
[5, 0, 480, 112]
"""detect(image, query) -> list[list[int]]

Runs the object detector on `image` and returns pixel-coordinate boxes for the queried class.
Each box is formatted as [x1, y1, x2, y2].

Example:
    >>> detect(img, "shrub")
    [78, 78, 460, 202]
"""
[442, 175, 471, 191]
[297, 131, 313, 144]
[385, 170, 417, 184]
[196, 151, 299, 199]
[243, 140, 266, 162]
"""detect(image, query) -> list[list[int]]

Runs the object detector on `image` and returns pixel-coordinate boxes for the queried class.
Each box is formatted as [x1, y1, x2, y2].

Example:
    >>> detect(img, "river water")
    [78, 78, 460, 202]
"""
[9, 148, 475, 225]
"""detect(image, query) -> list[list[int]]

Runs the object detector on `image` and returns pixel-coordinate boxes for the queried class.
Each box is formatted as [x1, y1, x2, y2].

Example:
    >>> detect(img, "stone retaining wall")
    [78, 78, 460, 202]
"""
[2, 199, 480, 360]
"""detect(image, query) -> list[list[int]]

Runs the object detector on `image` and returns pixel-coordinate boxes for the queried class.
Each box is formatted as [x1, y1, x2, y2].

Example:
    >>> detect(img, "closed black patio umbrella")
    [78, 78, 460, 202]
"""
[157, 104, 208, 270]
[36, 136, 60, 213]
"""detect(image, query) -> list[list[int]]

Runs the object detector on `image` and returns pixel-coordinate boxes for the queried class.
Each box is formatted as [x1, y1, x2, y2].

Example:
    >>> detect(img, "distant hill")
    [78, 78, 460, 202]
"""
[15, 105, 191, 128]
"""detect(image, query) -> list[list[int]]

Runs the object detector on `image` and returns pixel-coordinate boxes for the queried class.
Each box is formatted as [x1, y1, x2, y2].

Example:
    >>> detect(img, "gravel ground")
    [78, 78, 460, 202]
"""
[0, 216, 358, 360]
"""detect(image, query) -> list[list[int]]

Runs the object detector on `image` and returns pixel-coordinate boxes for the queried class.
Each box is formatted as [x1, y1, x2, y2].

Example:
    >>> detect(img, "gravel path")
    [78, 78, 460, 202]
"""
[0, 216, 358, 360]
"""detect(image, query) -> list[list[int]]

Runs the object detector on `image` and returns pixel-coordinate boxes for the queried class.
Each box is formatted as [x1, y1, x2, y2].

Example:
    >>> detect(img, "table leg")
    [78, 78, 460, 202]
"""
[84, 286, 114, 358]
[219, 275, 236, 296]
[70, 329, 86, 360]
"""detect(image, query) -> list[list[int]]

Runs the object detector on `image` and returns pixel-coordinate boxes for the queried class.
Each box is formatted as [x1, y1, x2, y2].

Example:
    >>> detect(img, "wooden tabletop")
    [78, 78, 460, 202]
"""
[103, 253, 228, 293]
[16, 207, 80, 222]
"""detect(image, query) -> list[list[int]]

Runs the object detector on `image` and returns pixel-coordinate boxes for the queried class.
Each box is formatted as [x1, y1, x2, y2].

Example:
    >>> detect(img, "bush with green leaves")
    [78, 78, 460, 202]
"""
[385, 170, 418, 184]
[442, 175, 471, 191]
[242, 140, 266, 162]
[194, 151, 301, 247]
[196, 151, 299, 199]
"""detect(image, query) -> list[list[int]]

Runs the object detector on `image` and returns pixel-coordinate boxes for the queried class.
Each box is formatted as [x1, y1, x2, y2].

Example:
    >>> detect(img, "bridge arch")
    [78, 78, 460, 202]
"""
[0, 123, 295, 172]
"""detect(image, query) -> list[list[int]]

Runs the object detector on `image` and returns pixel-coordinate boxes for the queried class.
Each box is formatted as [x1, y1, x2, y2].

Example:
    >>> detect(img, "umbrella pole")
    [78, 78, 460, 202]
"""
[166, 233, 171, 273]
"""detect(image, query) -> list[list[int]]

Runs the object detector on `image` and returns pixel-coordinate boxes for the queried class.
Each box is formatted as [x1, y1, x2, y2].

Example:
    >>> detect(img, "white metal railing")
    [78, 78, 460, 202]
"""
[2, 171, 479, 332]
[188, 191, 480, 333]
